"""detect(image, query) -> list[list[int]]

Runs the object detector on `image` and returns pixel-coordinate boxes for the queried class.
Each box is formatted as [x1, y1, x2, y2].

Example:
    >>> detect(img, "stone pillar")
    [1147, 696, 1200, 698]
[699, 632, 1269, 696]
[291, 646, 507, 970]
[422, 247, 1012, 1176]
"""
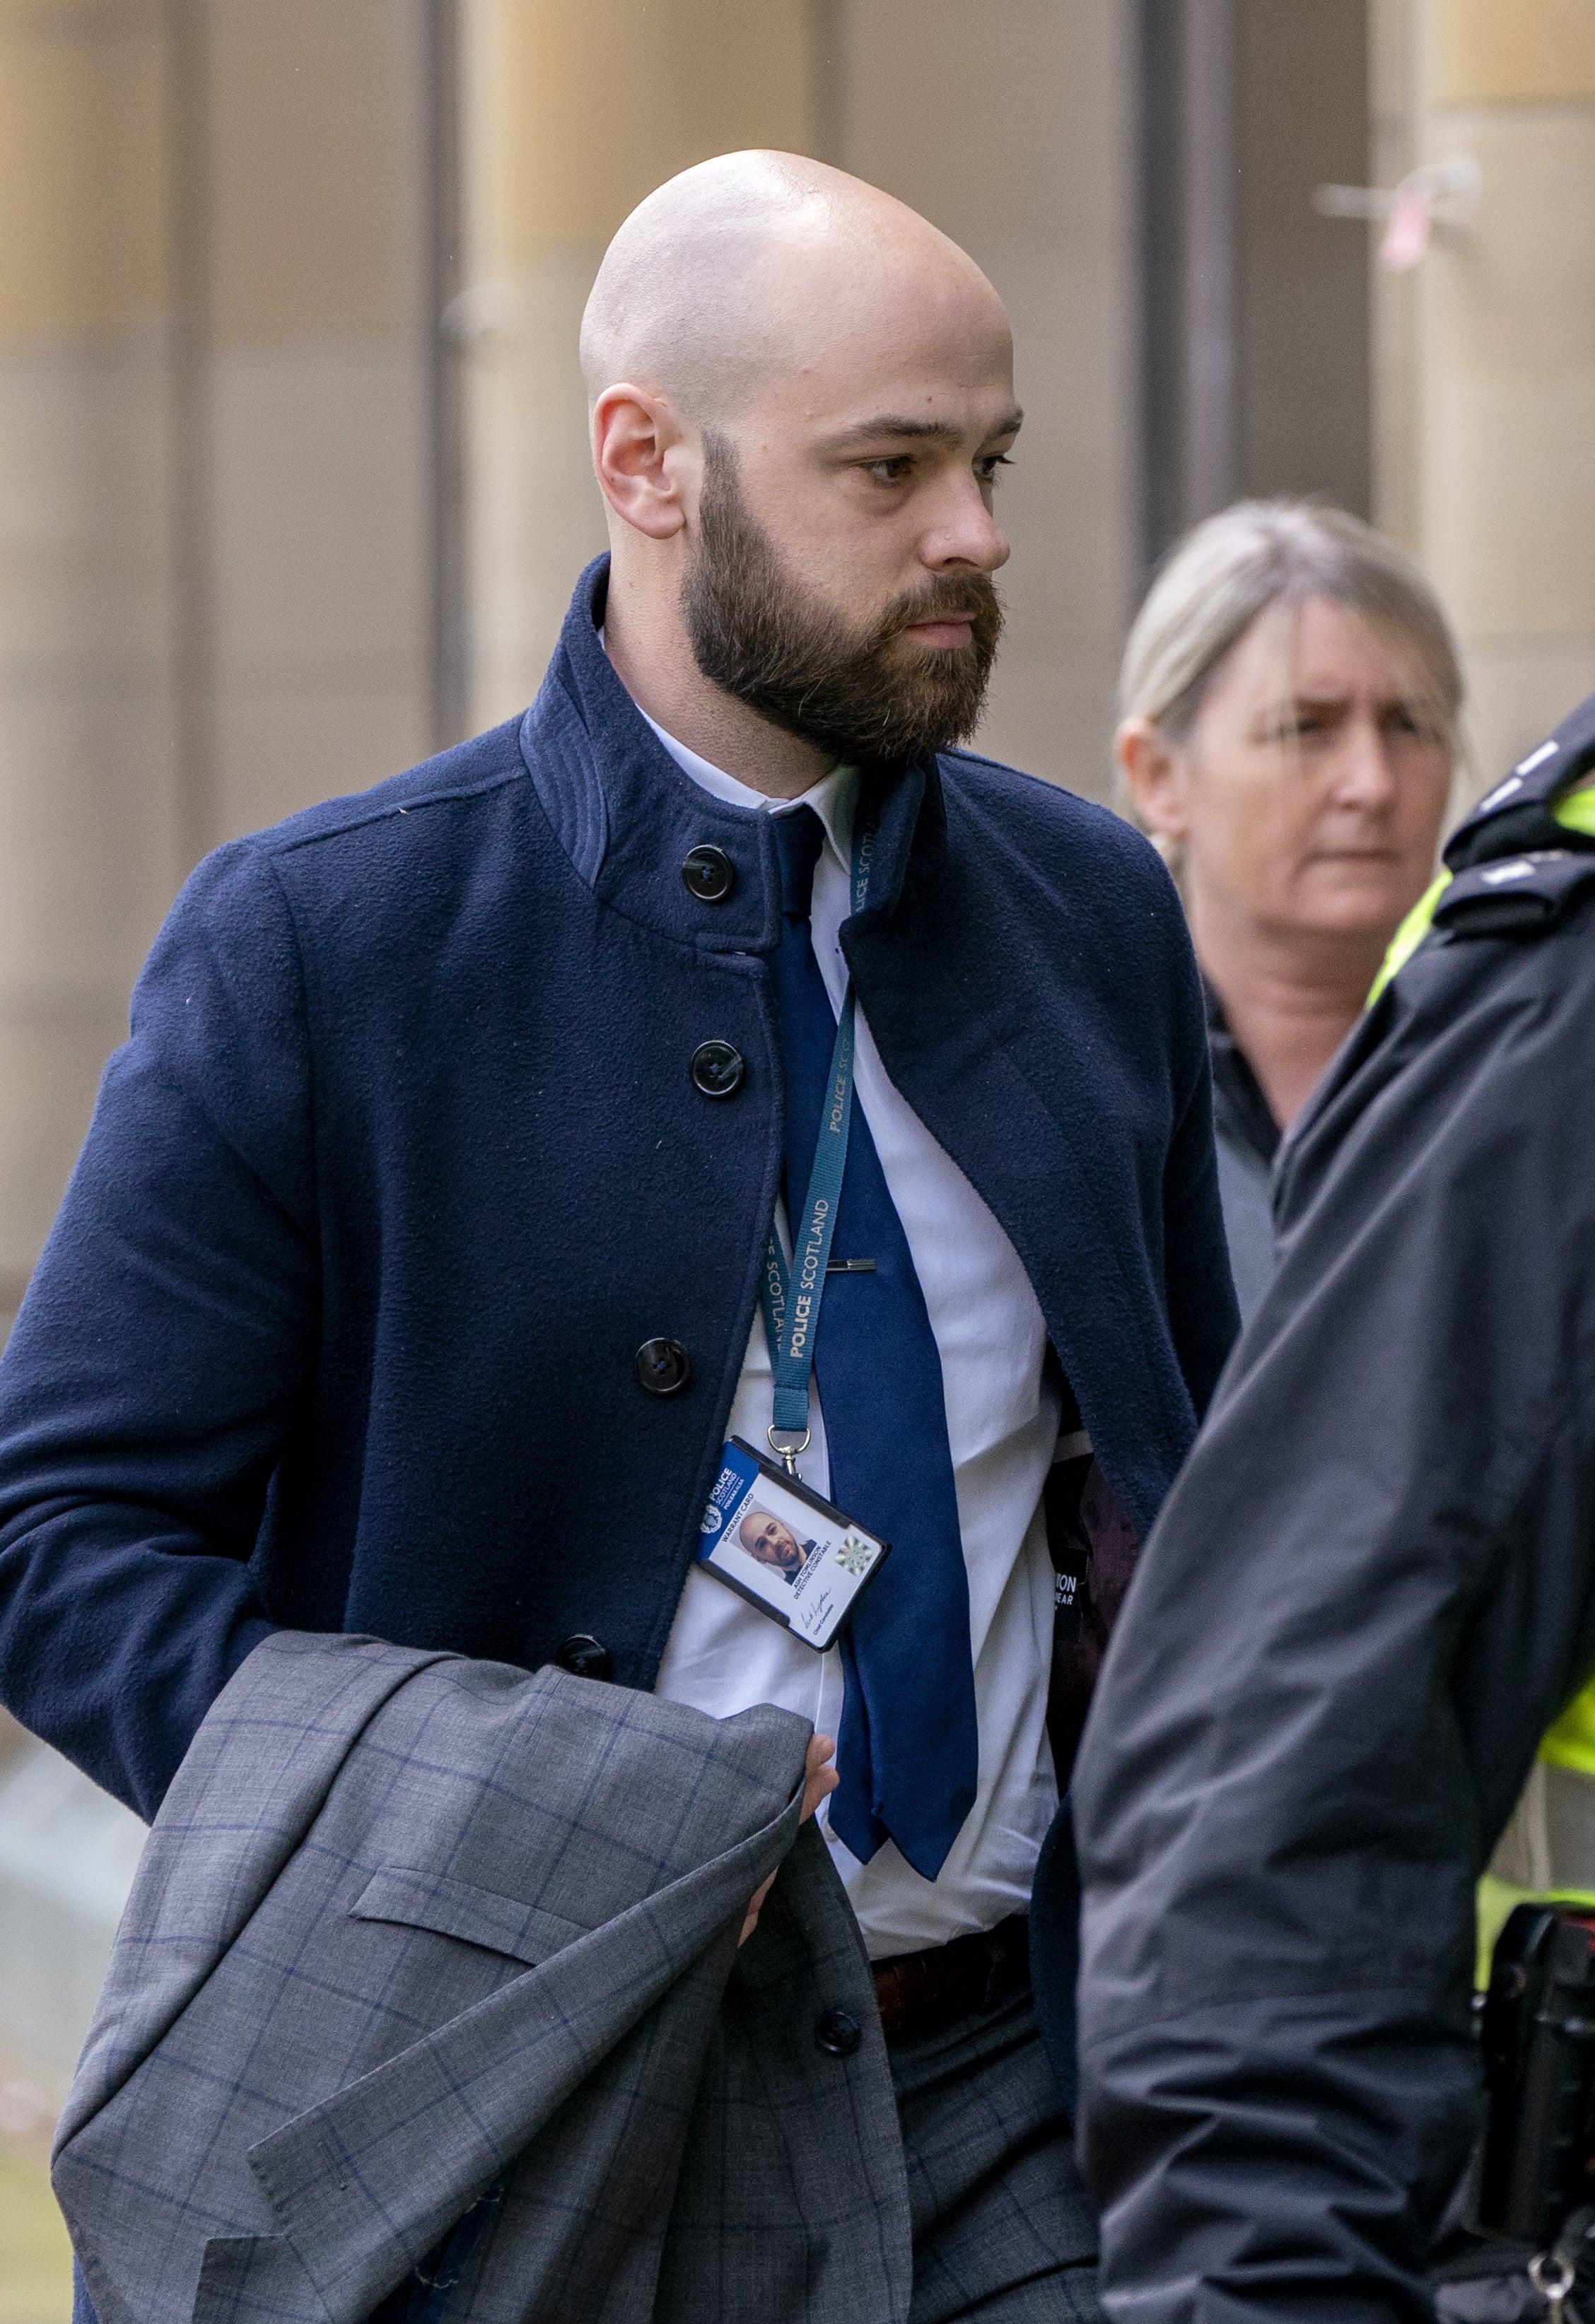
[0, 2, 182, 1332]
[0, 1, 437, 1334]
[199, 0, 435, 845]
[1374, 0, 1595, 791]
[454, 0, 1138, 804]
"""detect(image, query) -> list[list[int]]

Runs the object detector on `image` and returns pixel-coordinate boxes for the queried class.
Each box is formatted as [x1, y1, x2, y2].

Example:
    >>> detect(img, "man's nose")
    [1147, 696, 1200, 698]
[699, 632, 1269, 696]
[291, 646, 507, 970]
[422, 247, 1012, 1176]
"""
[921, 476, 1010, 575]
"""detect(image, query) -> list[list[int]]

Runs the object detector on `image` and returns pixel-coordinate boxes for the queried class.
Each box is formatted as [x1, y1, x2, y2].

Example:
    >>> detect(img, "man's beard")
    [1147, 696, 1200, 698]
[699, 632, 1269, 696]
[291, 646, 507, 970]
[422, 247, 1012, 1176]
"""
[682, 438, 1003, 765]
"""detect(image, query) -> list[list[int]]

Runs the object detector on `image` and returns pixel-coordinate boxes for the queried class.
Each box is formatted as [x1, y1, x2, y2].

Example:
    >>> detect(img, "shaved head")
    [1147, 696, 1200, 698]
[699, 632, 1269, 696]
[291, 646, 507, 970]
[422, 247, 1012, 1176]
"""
[580, 151, 1000, 425]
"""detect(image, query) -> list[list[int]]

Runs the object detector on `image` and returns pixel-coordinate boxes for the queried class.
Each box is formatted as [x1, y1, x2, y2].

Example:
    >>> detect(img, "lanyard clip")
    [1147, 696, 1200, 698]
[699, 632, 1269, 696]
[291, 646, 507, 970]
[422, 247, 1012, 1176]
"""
[767, 1424, 812, 1479]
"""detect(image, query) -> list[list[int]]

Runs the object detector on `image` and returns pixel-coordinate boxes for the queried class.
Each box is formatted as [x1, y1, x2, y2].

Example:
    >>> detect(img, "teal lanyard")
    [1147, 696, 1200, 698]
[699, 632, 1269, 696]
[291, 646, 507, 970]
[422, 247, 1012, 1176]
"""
[760, 804, 876, 1467]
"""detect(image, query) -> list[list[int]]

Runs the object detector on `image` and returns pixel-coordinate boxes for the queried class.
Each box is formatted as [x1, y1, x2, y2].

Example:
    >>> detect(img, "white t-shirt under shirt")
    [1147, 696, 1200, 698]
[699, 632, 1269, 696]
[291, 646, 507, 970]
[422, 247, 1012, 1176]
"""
[640, 714, 1060, 1958]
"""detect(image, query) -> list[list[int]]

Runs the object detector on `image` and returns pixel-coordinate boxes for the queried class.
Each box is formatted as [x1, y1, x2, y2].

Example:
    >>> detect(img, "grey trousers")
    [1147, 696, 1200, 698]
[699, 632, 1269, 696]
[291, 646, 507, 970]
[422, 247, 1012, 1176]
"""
[893, 1985, 1104, 2324]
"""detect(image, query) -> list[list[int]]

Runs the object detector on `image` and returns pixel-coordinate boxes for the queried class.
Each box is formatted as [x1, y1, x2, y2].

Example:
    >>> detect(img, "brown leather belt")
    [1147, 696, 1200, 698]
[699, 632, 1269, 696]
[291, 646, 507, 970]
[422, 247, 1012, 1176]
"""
[871, 1911, 1030, 2044]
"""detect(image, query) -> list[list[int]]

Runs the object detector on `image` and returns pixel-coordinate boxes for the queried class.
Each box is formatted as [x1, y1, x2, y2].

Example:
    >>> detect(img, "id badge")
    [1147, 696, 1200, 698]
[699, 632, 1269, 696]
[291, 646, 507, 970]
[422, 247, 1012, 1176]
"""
[695, 1438, 890, 1652]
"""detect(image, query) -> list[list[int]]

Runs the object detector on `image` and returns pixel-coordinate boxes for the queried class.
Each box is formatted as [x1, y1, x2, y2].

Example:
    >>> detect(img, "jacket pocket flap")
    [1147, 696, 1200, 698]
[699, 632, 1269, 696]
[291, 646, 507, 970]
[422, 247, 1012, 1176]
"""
[350, 1866, 588, 1965]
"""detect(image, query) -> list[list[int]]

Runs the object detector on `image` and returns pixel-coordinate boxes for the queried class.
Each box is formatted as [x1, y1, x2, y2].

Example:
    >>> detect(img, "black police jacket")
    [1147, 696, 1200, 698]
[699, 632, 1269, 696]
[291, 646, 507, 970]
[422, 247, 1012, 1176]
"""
[1073, 694, 1595, 2324]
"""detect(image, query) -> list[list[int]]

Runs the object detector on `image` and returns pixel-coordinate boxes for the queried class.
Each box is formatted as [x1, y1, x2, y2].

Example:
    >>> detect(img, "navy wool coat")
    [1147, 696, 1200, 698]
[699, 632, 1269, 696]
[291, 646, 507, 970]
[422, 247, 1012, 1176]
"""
[0, 560, 1234, 2039]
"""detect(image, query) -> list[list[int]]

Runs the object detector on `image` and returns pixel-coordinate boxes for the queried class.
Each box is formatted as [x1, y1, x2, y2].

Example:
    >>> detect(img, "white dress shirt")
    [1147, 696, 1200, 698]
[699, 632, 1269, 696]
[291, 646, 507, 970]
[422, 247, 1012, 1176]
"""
[641, 712, 1060, 1957]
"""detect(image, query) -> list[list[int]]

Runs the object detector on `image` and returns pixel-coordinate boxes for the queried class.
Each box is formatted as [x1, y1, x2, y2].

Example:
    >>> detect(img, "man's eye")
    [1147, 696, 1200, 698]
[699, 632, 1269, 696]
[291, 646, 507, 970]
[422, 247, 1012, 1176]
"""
[976, 454, 1014, 483]
[866, 457, 914, 483]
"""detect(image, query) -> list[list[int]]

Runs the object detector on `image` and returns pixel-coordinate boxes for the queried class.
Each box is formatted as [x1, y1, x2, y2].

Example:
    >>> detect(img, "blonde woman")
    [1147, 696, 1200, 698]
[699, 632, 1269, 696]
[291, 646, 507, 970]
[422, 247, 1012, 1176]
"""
[1116, 501, 1461, 1317]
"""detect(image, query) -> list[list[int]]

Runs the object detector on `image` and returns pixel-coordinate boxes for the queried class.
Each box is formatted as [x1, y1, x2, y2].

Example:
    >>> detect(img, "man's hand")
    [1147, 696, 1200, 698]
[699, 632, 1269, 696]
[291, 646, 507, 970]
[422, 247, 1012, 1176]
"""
[739, 1732, 839, 1945]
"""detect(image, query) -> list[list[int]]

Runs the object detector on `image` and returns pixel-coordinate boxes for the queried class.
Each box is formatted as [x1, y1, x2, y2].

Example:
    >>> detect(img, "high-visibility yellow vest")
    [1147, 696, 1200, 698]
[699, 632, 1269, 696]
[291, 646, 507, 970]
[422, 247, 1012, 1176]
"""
[1367, 781, 1595, 1983]
[1479, 1691, 1595, 1985]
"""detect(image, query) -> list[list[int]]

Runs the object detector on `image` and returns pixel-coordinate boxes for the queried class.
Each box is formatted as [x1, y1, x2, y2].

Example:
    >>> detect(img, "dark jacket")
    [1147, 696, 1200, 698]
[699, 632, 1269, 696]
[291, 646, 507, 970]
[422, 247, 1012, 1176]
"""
[0, 558, 1234, 1981]
[57, 1631, 905, 2324]
[1073, 696, 1595, 2324]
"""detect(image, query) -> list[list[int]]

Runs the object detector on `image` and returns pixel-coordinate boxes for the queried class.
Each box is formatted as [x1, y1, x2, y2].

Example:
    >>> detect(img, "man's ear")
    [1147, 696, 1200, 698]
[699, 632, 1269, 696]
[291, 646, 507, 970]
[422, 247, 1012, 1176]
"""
[592, 384, 694, 541]
[1116, 717, 1190, 843]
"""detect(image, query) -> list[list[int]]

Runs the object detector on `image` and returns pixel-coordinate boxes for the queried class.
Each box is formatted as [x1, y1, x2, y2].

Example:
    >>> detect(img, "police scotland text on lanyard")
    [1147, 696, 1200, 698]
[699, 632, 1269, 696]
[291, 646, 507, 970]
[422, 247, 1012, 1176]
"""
[760, 805, 876, 1471]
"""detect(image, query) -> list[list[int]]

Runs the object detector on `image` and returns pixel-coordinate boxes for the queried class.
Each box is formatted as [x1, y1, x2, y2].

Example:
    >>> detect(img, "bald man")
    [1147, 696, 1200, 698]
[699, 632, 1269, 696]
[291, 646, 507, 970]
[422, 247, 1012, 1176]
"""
[0, 155, 1235, 2320]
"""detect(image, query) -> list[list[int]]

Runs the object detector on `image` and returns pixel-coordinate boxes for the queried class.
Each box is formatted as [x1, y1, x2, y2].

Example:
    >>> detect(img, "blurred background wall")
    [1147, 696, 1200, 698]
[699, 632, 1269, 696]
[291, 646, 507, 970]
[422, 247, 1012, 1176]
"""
[3, 0, 1595, 2305]
[1373, 0, 1595, 791]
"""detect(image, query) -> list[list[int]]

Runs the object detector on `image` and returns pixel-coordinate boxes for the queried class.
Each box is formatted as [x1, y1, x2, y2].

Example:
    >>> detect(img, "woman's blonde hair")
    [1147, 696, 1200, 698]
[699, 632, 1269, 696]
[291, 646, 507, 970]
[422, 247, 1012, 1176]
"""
[1118, 500, 1463, 744]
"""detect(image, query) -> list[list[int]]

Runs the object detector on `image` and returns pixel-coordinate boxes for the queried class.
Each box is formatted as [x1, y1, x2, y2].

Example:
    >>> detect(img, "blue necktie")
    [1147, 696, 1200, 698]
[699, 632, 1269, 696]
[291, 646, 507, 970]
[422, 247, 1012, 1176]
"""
[770, 806, 979, 1879]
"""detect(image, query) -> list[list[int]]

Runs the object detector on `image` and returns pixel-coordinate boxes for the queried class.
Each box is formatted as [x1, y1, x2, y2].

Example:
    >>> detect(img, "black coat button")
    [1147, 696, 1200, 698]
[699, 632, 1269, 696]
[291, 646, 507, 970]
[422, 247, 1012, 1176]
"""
[690, 1040, 745, 1099]
[555, 1633, 612, 1682]
[682, 844, 736, 903]
[814, 2007, 862, 2058]
[635, 1337, 691, 1397]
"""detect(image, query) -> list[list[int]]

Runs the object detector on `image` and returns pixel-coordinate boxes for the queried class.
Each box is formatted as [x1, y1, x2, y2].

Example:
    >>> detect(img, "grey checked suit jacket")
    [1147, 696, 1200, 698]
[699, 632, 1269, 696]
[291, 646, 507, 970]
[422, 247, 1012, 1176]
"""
[53, 1633, 911, 2324]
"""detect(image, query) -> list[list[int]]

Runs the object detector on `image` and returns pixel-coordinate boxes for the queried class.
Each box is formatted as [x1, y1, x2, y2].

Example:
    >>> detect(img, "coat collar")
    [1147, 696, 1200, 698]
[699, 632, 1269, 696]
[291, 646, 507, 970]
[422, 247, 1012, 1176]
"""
[518, 556, 935, 953]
